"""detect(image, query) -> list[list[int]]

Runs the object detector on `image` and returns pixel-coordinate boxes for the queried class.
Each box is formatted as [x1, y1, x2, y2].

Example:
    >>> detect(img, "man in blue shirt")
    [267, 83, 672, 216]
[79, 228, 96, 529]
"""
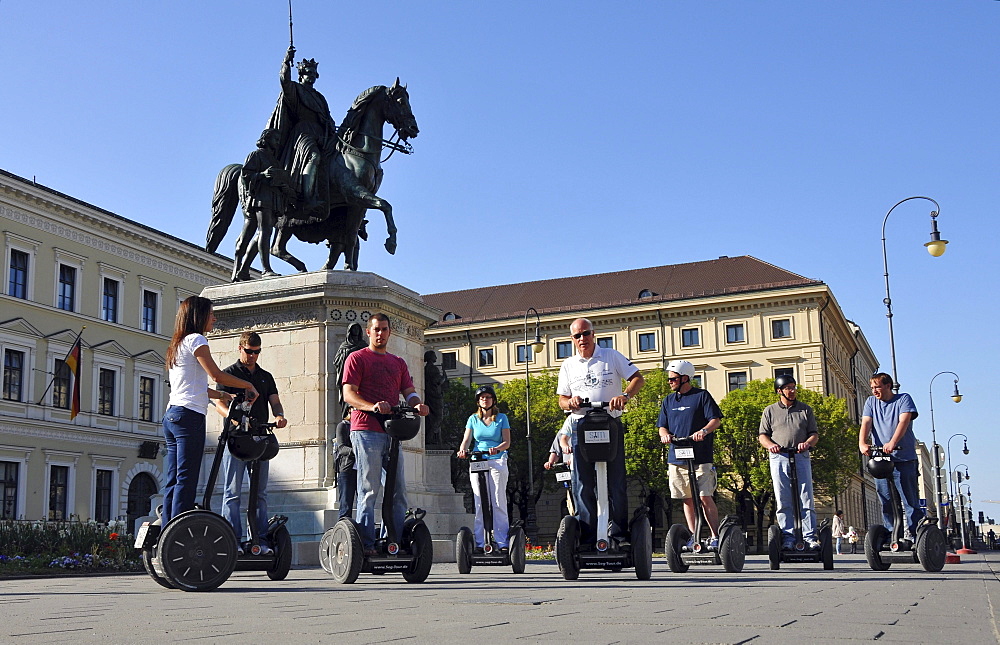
[859, 372, 922, 540]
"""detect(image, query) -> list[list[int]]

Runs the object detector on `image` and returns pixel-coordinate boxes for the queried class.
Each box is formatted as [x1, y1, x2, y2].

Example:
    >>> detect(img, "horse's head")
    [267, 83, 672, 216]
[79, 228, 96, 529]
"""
[385, 78, 419, 141]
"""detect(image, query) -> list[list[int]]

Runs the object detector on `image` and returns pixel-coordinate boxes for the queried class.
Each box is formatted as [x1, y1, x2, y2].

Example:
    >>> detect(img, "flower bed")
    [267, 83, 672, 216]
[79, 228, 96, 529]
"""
[0, 519, 142, 575]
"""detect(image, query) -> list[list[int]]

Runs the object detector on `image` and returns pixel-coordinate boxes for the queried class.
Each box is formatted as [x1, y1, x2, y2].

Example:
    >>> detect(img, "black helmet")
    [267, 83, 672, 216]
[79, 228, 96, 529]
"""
[258, 433, 280, 461]
[227, 432, 270, 461]
[385, 410, 421, 441]
[474, 385, 496, 400]
[775, 374, 797, 392]
[866, 448, 894, 479]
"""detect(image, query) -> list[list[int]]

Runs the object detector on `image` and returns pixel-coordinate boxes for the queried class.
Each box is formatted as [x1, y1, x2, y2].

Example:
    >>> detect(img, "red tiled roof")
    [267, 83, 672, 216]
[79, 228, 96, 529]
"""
[424, 256, 821, 326]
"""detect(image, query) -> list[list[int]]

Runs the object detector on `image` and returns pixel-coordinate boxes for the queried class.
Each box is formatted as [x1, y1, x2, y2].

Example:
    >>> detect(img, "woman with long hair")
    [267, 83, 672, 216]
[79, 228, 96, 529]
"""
[162, 296, 258, 525]
[457, 385, 511, 552]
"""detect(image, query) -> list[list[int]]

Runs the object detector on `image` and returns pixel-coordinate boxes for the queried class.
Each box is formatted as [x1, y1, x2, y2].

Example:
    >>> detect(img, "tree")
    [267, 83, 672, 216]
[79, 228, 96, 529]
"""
[440, 379, 476, 498]
[619, 369, 672, 501]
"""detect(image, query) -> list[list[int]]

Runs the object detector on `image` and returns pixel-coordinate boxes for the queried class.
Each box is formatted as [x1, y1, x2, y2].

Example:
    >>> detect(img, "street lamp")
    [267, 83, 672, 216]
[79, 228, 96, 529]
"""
[959, 483, 975, 553]
[522, 307, 545, 538]
[945, 434, 969, 544]
[881, 196, 948, 391]
[927, 372, 963, 521]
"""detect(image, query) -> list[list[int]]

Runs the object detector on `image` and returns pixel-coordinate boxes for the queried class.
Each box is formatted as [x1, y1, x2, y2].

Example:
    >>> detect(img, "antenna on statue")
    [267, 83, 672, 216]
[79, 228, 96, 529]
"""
[288, 0, 294, 48]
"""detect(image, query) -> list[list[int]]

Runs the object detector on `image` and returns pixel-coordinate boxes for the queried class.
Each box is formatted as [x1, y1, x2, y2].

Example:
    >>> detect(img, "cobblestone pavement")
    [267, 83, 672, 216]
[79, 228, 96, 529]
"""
[2, 551, 998, 644]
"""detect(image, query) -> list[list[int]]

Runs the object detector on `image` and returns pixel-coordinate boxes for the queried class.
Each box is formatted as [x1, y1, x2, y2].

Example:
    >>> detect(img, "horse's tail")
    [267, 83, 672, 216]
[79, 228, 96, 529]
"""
[206, 163, 242, 253]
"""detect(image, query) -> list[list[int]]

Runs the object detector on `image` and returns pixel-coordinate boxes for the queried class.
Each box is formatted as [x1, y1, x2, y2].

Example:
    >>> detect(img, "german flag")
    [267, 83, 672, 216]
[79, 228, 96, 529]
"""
[63, 333, 82, 420]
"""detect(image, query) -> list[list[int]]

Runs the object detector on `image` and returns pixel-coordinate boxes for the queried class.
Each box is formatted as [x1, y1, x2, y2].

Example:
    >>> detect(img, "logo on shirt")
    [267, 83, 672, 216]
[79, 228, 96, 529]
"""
[584, 371, 600, 388]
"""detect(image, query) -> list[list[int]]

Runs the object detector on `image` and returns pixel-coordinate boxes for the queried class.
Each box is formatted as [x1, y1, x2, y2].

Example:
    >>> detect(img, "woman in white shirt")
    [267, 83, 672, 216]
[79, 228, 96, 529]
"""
[162, 296, 258, 525]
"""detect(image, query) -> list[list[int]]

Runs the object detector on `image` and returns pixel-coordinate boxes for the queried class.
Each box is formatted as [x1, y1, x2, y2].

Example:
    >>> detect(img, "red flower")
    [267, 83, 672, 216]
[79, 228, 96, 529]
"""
[108, 533, 119, 540]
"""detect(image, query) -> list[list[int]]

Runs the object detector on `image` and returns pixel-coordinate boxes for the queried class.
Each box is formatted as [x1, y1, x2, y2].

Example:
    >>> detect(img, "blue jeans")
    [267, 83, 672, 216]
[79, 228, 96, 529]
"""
[875, 459, 924, 535]
[351, 431, 408, 549]
[570, 416, 628, 544]
[768, 451, 816, 541]
[161, 405, 206, 525]
[221, 447, 269, 545]
[337, 468, 358, 519]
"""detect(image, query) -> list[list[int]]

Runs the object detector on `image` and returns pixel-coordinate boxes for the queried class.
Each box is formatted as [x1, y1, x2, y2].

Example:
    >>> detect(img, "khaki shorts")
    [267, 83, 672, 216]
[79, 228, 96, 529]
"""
[669, 463, 716, 498]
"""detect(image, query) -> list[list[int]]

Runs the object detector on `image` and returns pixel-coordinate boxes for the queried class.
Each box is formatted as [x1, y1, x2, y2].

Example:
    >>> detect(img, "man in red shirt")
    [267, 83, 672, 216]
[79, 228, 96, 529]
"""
[342, 313, 429, 553]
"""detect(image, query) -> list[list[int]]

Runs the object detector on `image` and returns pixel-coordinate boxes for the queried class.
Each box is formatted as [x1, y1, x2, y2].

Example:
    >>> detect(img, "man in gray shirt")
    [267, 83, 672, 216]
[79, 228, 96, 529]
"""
[759, 375, 819, 550]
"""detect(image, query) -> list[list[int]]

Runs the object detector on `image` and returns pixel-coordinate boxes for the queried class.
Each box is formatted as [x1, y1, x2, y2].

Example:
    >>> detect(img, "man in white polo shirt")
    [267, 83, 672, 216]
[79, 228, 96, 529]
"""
[557, 318, 644, 548]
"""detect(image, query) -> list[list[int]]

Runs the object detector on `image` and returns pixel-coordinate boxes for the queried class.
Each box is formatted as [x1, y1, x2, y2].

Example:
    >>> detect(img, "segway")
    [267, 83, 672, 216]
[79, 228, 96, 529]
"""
[555, 401, 653, 581]
[766, 448, 833, 570]
[135, 395, 291, 590]
[455, 451, 526, 574]
[863, 446, 947, 572]
[550, 461, 575, 516]
[663, 435, 746, 573]
[321, 405, 433, 584]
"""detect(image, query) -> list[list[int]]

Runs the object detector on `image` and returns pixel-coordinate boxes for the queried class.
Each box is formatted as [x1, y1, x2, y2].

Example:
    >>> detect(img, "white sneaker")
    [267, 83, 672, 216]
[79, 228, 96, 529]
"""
[707, 537, 719, 549]
[805, 538, 821, 550]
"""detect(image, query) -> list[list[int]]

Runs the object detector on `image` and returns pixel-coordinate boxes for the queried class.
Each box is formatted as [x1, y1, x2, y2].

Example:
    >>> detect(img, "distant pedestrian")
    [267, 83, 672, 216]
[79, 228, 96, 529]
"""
[988, 529, 996, 550]
[847, 526, 859, 554]
[832, 510, 846, 555]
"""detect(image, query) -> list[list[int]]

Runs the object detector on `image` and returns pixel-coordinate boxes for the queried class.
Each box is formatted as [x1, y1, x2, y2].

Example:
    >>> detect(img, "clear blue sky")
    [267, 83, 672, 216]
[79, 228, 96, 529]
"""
[3, 2, 998, 512]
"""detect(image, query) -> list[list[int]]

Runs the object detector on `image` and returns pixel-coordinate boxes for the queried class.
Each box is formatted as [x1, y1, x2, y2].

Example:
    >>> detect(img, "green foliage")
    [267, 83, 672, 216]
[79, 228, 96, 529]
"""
[794, 388, 858, 498]
[0, 518, 140, 575]
[620, 369, 673, 499]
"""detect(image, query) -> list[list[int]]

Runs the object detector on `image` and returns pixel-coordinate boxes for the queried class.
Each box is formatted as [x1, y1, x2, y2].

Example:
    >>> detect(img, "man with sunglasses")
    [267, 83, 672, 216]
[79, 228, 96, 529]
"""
[215, 331, 287, 555]
[557, 318, 644, 549]
[657, 360, 723, 549]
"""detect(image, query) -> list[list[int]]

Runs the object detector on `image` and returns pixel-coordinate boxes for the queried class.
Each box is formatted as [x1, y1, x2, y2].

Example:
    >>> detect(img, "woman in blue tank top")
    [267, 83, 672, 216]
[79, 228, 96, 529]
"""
[457, 385, 511, 551]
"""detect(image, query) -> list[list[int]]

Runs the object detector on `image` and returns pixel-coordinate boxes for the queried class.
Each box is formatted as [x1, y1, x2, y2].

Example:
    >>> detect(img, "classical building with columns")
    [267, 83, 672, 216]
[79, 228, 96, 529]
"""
[423, 256, 883, 535]
[0, 169, 232, 528]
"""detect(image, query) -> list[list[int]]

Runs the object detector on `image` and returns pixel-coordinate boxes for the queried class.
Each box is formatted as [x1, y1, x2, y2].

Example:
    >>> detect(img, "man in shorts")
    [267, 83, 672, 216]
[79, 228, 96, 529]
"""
[658, 360, 723, 548]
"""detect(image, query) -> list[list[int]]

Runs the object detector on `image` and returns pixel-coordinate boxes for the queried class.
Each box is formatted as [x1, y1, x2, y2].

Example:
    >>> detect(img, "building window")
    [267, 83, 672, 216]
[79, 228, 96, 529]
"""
[98, 368, 116, 416]
[478, 348, 494, 367]
[638, 333, 656, 352]
[139, 376, 155, 422]
[556, 341, 573, 359]
[101, 278, 119, 323]
[681, 328, 700, 347]
[3, 349, 24, 401]
[728, 371, 748, 392]
[691, 374, 703, 389]
[597, 337, 614, 349]
[1, 461, 17, 519]
[516, 344, 534, 364]
[49, 465, 69, 520]
[53, 358, 71, 409]
[441, 352, 456, 372]
[774, 367, 795, 382]
[95, 469, 113, 523]
[638, 289, 654, 299]
[8, 249, 28, 299]
[772, 318, 792, 339]
[726, 323, 745, 344]
[58, 264, 77, 311]
[141, 290, 158, 333]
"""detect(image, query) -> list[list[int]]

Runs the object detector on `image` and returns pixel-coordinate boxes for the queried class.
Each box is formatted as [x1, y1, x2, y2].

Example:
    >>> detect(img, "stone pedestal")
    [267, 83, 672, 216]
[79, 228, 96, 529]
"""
[202, 271, 471, 565]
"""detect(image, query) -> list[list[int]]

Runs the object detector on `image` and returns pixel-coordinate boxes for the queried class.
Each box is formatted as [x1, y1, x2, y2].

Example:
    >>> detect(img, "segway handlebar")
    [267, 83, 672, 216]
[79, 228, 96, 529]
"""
[458, 450, 492, 460]
[577, 399, 610, 409]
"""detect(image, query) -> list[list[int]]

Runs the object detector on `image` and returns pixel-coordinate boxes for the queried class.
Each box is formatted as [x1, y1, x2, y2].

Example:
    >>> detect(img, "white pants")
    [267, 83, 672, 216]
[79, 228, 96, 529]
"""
[469, 453, 509, 547]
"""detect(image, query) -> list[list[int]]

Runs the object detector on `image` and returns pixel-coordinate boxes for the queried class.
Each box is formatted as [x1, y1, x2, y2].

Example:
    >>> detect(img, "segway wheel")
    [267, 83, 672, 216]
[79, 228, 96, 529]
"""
[916, 525, 947, 573]
[402, 521, 433, 583]
[767, 524, 781, 570]
[510, 528, 527, 574]
[142, 546, 173, 589]
[820, 527, 834, 571]
[720, 526, 746, 573]
[327, 519, 363, 584]
[456, 527, 474, 574]
[267, 525, 293, 581]
[864, 525, 891, 571]
[632, 516, 653, 581]
[157, 511, 238, 592]
[665, 524, 690, 573]
[319, 529, 335, 574]
[556, 516, 580, 580]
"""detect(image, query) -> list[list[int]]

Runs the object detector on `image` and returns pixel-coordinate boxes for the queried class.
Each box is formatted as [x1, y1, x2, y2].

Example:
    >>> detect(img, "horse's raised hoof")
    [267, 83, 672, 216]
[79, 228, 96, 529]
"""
[385, 239, 397, 255]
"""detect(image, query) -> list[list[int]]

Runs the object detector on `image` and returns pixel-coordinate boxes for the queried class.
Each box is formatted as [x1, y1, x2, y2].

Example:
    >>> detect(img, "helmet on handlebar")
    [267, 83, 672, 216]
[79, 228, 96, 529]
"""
[774, 374, 797, 392]
[866, 448, 894, 479]
[665, 360, 695, 379]
[227, 431, 270, 462]
[257, 433, 280, 461]
[385, 410, 421, 441]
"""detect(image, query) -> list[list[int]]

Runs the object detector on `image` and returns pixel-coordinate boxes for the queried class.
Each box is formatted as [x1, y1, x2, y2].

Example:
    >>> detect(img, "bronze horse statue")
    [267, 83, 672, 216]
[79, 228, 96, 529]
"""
[208, 79, 418, 275]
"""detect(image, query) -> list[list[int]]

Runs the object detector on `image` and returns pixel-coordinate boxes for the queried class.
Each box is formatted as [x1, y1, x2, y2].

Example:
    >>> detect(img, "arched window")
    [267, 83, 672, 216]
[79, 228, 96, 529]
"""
[126, 473, 158, 533]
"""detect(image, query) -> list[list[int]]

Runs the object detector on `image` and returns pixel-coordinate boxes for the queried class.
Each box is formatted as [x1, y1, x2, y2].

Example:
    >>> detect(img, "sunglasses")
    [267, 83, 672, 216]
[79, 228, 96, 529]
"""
[241, 347, 262, 355]
[572, 330, 593, 339]
[667, 376, 682, 383]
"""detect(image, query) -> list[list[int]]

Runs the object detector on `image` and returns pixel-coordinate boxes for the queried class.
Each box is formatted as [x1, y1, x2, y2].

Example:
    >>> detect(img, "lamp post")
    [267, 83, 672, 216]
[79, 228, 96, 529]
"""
[522, 307, 545, 539]
[959, 483, 975, 553]
[945, 434, 969, 548]
[927, 372, 962, 522]
[881, 196, 948, 391]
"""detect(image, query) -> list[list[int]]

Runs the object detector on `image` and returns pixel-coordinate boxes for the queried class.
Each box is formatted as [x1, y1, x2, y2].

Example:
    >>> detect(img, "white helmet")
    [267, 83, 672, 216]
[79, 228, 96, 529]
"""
[665, 360, 695, 378]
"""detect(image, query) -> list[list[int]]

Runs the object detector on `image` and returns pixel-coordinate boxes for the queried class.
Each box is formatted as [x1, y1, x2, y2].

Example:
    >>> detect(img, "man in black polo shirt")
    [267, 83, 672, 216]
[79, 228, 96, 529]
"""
[215, 331, 287, 554]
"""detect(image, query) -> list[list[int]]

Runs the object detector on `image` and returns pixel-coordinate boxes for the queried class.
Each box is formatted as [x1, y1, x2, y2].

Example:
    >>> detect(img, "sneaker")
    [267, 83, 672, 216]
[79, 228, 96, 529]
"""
[684, 537, 696, 550]
[237, 546, 244, 556]
[707, 537, 719, 549]
[805, 538, 821, 551]
[782, 538, 795, 551]
[902, 532, 916, 543]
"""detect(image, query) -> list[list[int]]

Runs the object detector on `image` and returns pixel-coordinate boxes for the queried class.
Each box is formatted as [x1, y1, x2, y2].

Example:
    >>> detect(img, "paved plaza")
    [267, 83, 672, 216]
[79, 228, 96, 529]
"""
[2, 551, 999, 644]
